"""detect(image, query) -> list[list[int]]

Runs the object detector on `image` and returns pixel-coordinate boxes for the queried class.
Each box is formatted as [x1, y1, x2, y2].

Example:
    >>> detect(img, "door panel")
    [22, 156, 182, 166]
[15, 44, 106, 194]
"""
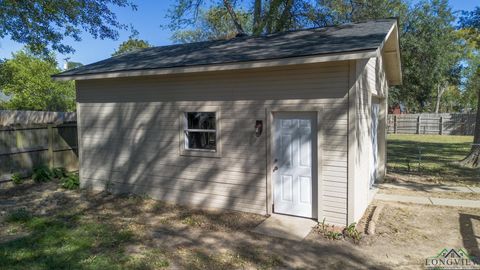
[281, 175, 293, 201]
[273, 113, 316, 218]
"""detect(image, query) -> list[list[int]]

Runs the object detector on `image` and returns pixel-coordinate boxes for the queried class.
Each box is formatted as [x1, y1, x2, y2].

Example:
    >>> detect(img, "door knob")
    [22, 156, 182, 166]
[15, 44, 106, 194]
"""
[273, 166, 278, 172]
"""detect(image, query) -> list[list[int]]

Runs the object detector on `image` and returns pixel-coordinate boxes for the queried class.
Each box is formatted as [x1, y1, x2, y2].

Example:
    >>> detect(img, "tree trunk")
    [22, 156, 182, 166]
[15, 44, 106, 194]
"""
[461, 87, 480, 168]
[265, 0, 283, 34]
[222, 0, 245, 36]
[435, 83, 447, 114]
[274, 0, 294, 32]
[253, 0, 262, 35]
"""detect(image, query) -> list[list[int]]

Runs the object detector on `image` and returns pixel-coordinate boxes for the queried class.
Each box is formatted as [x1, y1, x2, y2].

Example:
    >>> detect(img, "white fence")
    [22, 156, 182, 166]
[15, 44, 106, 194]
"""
[387, 113, 476, 135]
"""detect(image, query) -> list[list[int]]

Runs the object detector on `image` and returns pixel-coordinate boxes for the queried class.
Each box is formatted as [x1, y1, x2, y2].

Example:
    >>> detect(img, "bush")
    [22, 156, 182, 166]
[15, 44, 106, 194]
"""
[32, 166, 53, 183]
[61, 173, 79, 190]
[52, 167, 67, 179]
[11, 173, 23, 185]
[5, 208, 32, 223]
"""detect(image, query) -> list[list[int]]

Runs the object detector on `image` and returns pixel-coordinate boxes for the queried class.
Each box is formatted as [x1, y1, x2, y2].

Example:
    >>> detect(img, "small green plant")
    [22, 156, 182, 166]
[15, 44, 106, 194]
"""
[317, 219, 345, 241]
[343, 222, 362, 244]
[325, 230, 343, 240]
[5, 208, 32, 223]
[61, 173, 79, 190]
[32, 165, 53, 182]
[320, 217, 327, 233]
[11, 173, 23, 185]
[52, 167, 67, 179]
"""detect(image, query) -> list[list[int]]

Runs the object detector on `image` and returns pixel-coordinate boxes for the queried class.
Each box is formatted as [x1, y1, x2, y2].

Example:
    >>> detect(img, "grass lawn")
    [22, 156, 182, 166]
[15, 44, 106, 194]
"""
[387, 134, 479, 184]
[0, 207, 168, 270]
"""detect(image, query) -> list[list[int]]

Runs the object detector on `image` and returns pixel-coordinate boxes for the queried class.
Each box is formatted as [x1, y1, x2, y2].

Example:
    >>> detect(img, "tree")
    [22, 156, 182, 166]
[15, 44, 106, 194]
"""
[459, 6, 480, 167]
[0, 0, 136, 55]
[171, 7, 252, 43]
[392, 0, 463, 112]
[166, 0, 320, 39]
[112, 38, 151, 56]
[66, 61, 83, 70]
[167, 0, 409, 42]
[318, 0, 408, 23]
[311, 0, 462, 113]
[442, 87, 461, 112]
[0, 50, 75, 112]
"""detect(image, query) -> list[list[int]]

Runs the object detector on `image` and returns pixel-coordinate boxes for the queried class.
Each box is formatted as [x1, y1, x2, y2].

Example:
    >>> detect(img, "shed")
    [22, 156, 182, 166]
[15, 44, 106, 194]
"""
[54, 19, 402, 226]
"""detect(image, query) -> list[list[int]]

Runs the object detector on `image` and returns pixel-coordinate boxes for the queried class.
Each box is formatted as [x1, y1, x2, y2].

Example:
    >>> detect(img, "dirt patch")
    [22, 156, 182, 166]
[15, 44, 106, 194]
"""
[358, 201, 480, 268]
[1, 180, 480, 269]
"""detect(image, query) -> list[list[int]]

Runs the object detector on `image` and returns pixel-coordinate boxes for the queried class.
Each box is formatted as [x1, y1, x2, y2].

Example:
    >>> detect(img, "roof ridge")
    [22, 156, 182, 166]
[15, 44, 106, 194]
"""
[130, 18, 398, 53]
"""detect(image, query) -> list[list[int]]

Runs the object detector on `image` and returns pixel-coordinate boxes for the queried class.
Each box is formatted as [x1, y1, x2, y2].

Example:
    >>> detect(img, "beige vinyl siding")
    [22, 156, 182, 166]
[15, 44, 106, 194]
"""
[351, 59, 372, 222]
[376, 53, 389, 179]
[76, 61, 349, 224]
[351, 56, 388, 222]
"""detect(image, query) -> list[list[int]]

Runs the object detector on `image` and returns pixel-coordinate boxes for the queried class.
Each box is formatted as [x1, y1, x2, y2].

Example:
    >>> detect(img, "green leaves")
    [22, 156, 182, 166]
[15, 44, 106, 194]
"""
[32, 165, 54, 183]
[0, 50, 75, 111]
[0, 0, 136, 54]
[171, 7, 253, 43]
[112, 38, 151, 56]
[394, 0, 463, 112]
[60, 173, 80, 190]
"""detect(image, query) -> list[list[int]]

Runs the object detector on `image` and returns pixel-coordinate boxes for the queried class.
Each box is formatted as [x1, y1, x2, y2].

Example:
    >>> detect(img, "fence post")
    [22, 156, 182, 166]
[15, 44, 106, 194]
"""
[394, 115, 397, 134]
[416, 115, 421, 134]
[439, 116, 443, 135]
[47, 124, 54, 168]
[15, 127, 28, 149]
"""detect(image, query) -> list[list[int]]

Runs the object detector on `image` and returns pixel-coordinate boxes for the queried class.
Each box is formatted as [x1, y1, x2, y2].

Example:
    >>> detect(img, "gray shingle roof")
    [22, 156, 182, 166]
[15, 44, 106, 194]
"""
[54, 19, 396, 78]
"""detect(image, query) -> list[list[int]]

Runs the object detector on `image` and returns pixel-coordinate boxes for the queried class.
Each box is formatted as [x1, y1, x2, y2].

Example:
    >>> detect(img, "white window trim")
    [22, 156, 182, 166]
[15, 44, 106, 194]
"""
[179, 106, 221, 158]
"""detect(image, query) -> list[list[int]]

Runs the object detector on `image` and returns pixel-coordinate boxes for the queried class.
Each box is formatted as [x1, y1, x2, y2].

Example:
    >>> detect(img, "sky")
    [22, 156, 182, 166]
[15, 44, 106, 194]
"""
[0, 0, 477, 66]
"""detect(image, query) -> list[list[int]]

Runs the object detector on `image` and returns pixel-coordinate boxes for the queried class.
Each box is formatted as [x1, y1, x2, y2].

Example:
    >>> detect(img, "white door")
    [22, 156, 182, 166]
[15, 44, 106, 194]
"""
[370, 103, 380, 187]
[273, 113, 316, 218]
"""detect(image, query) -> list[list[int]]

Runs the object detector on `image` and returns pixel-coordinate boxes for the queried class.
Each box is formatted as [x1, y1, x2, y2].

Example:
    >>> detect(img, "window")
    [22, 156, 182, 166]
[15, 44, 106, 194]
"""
[184, 112, 217, 151]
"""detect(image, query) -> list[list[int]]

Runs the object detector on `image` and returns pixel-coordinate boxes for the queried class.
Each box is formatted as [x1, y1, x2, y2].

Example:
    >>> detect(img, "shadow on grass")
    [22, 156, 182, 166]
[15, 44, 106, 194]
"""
[0, 182, 390, 270]
[387, 139, 479, 182]
[0, 211, 141, 270]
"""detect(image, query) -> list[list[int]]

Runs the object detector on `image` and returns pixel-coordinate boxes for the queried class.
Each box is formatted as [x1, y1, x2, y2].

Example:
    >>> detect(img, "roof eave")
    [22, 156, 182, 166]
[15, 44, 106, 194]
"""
[378, 21, 402, 86]
[52, 49, 378, 81]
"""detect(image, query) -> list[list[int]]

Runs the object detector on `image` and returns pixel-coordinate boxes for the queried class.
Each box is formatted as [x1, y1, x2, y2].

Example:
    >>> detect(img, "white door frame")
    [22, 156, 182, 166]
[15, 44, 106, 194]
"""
[371, 102, 380, 187]
[266, 107, 322, 220]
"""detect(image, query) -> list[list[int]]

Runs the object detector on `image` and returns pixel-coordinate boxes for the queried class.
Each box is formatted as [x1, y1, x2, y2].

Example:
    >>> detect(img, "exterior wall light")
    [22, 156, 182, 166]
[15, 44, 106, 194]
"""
[255, 120, 263, 137]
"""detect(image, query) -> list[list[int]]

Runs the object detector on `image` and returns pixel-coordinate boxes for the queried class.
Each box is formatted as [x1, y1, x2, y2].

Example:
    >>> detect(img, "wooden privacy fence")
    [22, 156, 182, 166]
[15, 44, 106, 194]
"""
[0, 123, 78, 180]
[387, 113, 476, 135]
[0, 110, 76, 126]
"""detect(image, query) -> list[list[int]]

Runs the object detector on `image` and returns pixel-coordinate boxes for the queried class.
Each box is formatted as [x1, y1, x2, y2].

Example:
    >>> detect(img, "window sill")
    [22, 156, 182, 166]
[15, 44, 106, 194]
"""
[179, 149, 221, 158]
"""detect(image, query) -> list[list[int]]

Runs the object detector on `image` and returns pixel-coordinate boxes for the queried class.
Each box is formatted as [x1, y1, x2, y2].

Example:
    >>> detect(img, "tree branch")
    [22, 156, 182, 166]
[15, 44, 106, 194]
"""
[222, 0, 245, 35]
